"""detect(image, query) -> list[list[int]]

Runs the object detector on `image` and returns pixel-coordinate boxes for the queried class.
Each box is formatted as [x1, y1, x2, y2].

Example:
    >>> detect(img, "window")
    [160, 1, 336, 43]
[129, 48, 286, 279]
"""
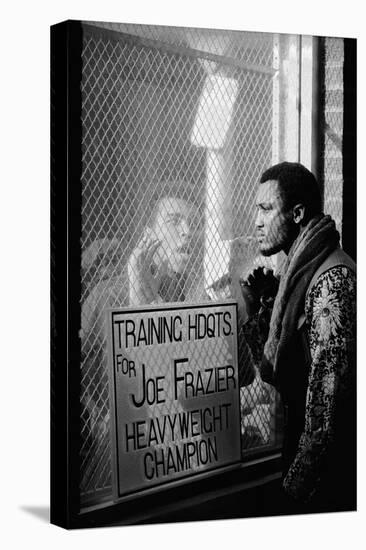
[79, 22, 336, 508]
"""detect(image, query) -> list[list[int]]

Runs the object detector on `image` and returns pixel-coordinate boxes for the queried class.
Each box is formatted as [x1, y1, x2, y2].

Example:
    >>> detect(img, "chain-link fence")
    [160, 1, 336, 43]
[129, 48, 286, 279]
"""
[79, 22, 287, 506]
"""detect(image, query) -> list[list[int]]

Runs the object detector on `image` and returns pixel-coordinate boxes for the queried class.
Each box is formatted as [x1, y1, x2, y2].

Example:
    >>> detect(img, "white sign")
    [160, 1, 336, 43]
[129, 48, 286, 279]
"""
[107, 302, 241, 499]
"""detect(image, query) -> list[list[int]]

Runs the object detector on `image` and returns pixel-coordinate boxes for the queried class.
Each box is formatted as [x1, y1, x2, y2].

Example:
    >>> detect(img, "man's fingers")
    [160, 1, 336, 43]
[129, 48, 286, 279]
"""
[135, 227, 154, 250]
[135, 234, 150, 252]
[155, 258, 167, 281]
[134, 236, 160, 263]
[144, 239, 161, 267]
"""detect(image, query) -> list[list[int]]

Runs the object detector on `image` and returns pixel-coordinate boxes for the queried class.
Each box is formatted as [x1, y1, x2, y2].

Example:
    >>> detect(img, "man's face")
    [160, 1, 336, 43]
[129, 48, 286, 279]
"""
[152, 197, 195, 274]
[255, 180, 295, 256]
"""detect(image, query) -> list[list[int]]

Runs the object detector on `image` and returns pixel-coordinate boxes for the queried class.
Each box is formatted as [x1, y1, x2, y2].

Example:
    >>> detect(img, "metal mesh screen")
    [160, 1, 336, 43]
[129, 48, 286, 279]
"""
[80, 23, 280, 505]
[322, 37, 344, 236]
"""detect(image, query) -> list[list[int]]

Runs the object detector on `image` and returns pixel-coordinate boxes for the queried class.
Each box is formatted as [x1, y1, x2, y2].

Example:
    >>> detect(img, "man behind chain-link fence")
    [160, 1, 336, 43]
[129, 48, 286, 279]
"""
[81, 188, 200, 448]
[80, 182, 256, 493]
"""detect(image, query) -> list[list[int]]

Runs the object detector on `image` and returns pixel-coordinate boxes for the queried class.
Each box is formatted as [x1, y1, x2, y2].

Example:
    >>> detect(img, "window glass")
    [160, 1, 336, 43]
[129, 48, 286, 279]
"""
[80, 23, 300, 506]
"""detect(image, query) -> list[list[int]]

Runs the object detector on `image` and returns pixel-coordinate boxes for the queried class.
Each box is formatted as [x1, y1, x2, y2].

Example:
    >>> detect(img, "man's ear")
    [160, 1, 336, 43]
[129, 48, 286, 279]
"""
[292, 203, 305, 224]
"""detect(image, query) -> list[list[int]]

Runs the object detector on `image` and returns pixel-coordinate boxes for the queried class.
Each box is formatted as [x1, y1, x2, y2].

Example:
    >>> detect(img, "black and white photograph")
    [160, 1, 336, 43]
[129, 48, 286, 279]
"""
[2, 1, 364, 547]
[50, 17, 356, 528]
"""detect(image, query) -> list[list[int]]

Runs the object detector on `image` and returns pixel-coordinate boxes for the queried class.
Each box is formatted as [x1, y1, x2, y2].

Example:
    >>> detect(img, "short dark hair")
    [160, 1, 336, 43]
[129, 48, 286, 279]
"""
[260, 162, 322, 219]
[148, 180, 200, 227]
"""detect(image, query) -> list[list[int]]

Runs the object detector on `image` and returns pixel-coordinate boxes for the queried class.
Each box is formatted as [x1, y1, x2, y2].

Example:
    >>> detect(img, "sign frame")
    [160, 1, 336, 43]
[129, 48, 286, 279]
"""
[107, 300, 242, 503]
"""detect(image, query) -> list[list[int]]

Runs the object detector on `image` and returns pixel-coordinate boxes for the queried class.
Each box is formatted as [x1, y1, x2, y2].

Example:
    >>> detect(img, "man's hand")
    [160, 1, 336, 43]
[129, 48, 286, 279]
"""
[246, 266, 278, 300]
[128, 229, 167, 305]
[241, 266, 279, 318]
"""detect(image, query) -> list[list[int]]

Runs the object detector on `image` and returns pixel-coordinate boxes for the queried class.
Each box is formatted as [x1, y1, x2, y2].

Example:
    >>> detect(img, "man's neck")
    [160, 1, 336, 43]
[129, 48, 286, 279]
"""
[283, 224, 307, 256]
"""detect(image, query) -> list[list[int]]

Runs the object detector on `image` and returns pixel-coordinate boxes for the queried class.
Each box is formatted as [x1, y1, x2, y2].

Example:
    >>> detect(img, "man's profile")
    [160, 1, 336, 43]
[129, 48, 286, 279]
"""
[239, 161, 356, 513]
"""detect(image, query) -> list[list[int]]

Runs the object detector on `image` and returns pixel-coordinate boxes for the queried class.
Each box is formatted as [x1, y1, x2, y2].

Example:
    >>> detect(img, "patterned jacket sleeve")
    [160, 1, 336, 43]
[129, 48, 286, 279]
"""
[283, 265, 356, 502]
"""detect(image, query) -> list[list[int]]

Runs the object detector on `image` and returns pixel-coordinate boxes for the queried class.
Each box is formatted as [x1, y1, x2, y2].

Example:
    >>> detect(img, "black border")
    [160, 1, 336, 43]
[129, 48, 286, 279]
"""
[342, 38, 357, 262]
[51, 20, 83, 529]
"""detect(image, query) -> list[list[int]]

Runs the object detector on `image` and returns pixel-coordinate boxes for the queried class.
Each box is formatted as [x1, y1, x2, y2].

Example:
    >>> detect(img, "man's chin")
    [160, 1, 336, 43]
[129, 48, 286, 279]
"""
[170, 255, 190, 274]
[259, 245, 280, 257]
[173, 263, 189, 275]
